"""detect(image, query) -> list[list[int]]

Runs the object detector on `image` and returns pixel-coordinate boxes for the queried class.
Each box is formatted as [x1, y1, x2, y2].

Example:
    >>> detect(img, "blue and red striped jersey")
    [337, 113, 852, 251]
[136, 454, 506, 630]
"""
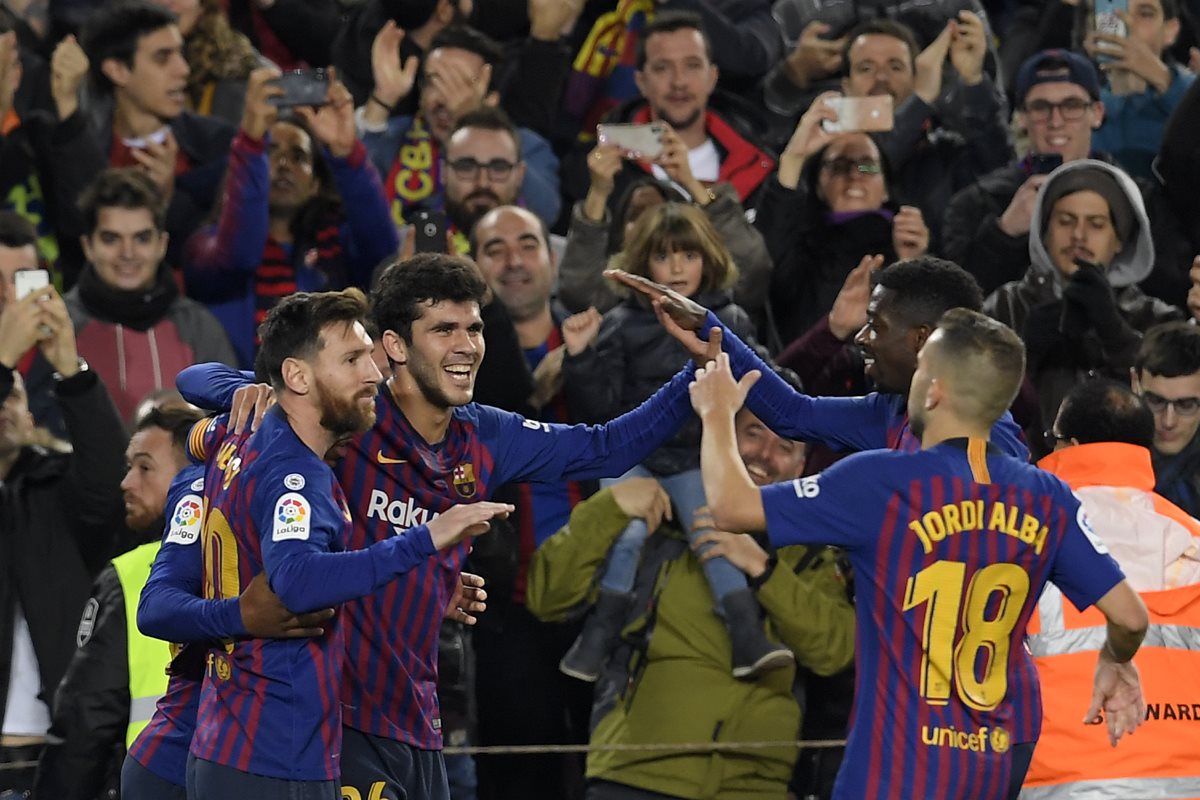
[338, 368, 695, 748]
[191, 408, 353, 781]
[127, 464, 209, 786]
[718, 315, 1044, 746]
[174, 361, 698, 749]
[762, 438, 1125, 800]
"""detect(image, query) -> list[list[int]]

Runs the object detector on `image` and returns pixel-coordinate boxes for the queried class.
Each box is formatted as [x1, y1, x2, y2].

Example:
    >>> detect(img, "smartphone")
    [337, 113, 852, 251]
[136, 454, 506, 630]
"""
[1030, 153, 1064, 175]
[821, 95, 895, 134]
[597, 123, 666, 159]
[270, 69, 330, 108]
[14, 268, 49, 301]
[412, 210, 447, 254]
[1093, 0, 1128, 61]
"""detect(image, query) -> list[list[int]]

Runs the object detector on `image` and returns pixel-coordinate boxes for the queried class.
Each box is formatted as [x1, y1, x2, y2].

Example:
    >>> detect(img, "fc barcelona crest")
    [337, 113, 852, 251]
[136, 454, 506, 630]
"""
[453, 463, 477, 498]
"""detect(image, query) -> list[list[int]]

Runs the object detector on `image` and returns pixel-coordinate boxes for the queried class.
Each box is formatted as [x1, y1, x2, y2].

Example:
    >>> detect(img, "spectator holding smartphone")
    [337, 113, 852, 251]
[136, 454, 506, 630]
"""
[1085, 0, 1194, 180]
[984, 159, 1182, 442]
[754, 93, 929, 352]
[182, 66, 398, 369]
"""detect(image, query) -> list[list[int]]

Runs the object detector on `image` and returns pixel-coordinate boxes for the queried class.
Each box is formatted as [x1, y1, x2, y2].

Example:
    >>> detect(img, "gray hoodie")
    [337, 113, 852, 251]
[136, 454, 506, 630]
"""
[984, 160, 1182, 430]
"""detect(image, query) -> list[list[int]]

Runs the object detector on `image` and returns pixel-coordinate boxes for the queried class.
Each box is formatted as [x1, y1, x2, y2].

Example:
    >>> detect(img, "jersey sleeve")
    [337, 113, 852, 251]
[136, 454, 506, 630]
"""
[137, 468, 247, 642]
[1048, 499, 1127, 612]
[484, 362, 697, 486]
[713, 312, 894, 450]
[760, 452, 885, 551]
[185, 413, 231, 466]
[254, 461, 437, 613]
[176, 363, 255, 411]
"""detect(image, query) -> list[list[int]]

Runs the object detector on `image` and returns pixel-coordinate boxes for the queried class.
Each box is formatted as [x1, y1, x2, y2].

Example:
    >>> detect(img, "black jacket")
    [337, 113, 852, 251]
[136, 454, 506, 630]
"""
[0, 365, 126, 730]
[563, 291, 756, 476]
[32, 564, 127, 800]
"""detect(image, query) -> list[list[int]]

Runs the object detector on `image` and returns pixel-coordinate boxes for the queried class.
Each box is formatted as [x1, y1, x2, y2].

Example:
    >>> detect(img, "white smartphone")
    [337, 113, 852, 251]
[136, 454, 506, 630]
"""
[14, 268, 49, 300]
[820, 95, 895, 134]
[597, 122, 666, 159]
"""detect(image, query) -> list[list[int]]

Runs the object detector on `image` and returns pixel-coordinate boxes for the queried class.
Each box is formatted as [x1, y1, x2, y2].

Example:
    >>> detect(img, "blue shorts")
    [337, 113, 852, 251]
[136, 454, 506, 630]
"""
[120, 755, 187, 800]
[189, 754, 338, 800]
[339, 727, 449, 800]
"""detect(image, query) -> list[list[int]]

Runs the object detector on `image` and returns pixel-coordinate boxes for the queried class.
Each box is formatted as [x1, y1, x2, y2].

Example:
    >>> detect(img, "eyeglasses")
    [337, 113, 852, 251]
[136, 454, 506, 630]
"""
[446, 158, 518, 182]
[1042, 429, 1069, 450]
[1141, 391, 1200, 417]
[1023, 98, 1091, 122]
[820, 157, 882, 177]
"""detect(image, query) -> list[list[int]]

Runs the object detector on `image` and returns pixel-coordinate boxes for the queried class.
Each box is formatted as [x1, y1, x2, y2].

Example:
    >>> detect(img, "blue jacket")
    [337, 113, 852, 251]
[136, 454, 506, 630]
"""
[1095, 63, 1195, 181]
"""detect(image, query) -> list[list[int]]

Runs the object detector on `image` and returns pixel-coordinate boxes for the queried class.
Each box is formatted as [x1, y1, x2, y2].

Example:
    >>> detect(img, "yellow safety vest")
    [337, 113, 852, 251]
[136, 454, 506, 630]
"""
[1022, 581, 1200, 799]
[111, 541, 172, 748]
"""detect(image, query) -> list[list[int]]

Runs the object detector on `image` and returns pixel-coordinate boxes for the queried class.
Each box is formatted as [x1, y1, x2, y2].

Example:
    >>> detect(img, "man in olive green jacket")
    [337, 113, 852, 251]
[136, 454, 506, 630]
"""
[526, 404, 856, 800]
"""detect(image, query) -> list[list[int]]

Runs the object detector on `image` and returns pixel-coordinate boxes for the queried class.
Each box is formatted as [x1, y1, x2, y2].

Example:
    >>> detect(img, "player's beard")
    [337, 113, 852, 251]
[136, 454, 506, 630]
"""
[315, 378, 377, 437]
[908, 400, 927, 442]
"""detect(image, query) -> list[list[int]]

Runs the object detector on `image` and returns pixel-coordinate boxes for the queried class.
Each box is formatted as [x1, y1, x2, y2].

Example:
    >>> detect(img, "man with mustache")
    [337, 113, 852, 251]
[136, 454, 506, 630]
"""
[984, 159, 1182, 442]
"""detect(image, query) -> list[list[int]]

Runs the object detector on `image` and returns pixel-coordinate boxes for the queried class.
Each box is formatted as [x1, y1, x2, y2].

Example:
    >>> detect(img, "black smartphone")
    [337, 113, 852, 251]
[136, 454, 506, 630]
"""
[270, 69, 329, 108]
[412, 210, 447, 254]
[1030, 153, 1064, 175]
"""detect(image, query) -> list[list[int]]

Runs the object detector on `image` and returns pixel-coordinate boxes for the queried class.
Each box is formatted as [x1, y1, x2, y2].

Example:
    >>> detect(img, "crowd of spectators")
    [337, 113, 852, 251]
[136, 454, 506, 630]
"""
[1, 0, 1200, 798]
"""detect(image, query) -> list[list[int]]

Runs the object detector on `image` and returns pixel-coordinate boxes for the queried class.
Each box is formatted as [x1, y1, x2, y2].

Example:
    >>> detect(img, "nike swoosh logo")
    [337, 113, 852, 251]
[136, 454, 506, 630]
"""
[376, 450, 407, 465]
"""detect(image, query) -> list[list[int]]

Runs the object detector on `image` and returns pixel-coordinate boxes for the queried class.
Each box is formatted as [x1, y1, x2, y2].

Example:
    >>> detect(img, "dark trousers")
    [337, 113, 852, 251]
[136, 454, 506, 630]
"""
[189, 754, 339, 800]
[0, 743, 41, 798]
[121, 755, 187, 800]
[340, 727, 450, 800]
[1006, 741, 1036, 800]
[585, 780, 690, 800]
[473, 602, 592, 800]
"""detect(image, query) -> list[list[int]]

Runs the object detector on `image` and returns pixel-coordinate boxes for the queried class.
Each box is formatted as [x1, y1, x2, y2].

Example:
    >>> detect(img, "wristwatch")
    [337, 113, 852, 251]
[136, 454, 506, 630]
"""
[53, 357, 89, 382]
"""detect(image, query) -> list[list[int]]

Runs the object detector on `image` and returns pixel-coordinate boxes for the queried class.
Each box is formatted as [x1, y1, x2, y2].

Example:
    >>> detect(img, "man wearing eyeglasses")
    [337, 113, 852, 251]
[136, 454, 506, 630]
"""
[944, 50, 1107, 297]
[1133, 321, 1200, 519]
[359, 24, 562, 249]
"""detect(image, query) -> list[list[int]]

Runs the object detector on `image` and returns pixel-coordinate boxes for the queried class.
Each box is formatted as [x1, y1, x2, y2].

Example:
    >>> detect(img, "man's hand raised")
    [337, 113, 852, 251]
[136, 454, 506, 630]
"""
[426, 501, 514, 550]
[603, 269, 723, 362]
[239, 572, 335, 638]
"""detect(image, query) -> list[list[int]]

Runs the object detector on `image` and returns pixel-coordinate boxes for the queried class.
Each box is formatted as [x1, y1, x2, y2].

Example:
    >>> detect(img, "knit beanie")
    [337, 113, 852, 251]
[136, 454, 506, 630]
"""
[1040, 167, 1135, 244]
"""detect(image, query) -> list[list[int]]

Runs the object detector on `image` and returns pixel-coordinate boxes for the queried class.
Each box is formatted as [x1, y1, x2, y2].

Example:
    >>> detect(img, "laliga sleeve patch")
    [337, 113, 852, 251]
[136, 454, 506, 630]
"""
[273, 492, 312, 541]
[165, 494, 204, 546]
[1077, 507, 1109, 554]
[284, 473, 306, 491]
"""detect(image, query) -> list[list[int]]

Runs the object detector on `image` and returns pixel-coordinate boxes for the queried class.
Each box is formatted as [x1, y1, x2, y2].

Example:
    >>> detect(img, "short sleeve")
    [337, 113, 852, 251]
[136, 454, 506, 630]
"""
[1049, 501, 1126, 611]
[762, 452, 884, 551]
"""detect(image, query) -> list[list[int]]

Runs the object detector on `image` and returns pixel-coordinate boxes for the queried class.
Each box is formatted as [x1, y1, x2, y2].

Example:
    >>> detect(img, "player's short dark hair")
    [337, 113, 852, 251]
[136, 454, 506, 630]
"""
[636, 11, 712, 70]
[874, 257, 984, 328]
[134, 403, 205, 453]
[449, 105, 522, 161]
[258, 289, 370, 391]
[0, 212, 37, 249]
[370, 253, 488, 344]
[1136, 321, 1200, 378]
[81, 0, 178, 93]
[932, 308, 1026, 425]
[78, 168, 167, 235]
[1056, 380, 1154, 449]
[841, 18, 920, 76]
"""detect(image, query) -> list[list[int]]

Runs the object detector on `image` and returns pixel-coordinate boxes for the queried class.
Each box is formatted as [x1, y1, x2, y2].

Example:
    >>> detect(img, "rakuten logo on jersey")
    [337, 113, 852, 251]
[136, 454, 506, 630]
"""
[366, 489, 441, 534]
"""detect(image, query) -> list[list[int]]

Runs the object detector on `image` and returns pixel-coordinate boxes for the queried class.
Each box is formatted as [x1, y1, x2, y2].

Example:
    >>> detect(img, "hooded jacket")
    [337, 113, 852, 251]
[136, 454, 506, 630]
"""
[984, 160, 1182, 428]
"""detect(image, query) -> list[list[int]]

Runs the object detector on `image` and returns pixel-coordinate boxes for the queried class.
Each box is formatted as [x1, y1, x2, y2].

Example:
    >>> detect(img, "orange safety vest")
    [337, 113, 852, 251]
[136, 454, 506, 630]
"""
[1022, 581, 1200, 799]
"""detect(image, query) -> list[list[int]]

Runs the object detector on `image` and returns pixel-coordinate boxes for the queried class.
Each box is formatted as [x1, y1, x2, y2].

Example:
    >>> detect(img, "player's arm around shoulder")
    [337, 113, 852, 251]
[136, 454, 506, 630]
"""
[756, 544, 856, 676]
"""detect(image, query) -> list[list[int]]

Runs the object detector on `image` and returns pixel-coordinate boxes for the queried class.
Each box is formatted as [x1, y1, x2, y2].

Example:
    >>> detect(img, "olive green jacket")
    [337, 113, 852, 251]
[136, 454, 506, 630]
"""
[526, 489, 856, 800]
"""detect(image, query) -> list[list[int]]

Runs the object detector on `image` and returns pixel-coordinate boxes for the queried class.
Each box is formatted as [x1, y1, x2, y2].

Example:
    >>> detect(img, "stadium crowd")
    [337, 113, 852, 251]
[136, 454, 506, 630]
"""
[0, 0, 1199, 797]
